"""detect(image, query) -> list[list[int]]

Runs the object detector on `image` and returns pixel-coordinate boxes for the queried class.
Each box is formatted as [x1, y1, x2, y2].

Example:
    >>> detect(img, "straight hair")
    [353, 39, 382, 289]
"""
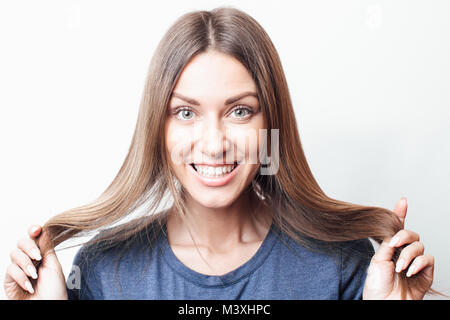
[39, 6, 440, 299]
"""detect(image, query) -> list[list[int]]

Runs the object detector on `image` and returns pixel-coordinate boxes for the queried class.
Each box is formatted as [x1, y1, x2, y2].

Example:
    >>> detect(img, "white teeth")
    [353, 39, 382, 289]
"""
[193, 164, 235, 177]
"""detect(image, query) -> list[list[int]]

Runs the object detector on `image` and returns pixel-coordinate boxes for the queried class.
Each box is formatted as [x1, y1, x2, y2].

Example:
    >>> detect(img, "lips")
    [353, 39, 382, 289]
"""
[190, 162, 238, 177]
[187, 161, 240, 187]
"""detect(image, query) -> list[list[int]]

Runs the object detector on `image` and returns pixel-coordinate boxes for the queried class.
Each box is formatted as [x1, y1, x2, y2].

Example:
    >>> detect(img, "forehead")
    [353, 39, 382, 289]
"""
[172, 50, 257, 98]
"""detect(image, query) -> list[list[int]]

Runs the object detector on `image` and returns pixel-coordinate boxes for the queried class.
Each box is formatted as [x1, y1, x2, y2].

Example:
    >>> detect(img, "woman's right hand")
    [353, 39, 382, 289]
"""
[3, 225, 68, 300]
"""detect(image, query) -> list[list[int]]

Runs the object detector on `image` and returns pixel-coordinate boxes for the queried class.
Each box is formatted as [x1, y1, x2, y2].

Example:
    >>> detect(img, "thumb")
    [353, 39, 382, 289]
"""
[393, 197, 408, 228]
[28, 225, 42, 239]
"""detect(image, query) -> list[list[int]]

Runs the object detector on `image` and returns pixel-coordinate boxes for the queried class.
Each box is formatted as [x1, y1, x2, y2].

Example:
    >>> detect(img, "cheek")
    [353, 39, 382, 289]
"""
[226, 126, 264, 164]
[165, 121, 194, 166]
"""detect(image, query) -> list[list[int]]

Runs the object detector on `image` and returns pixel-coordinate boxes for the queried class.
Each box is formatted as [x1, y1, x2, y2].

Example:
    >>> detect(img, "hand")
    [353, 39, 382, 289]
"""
[363, 197, 434, 299]
[3, 225, 68, 300]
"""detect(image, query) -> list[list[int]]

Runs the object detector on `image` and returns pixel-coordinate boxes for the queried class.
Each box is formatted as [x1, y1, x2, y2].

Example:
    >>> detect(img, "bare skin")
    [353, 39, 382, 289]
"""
[166, 192, 272, 276]
[363, 197, 434, 299]
[164, 49, 273, 276]
[3, 50, 434, 299]
[3, 225, 67, 300]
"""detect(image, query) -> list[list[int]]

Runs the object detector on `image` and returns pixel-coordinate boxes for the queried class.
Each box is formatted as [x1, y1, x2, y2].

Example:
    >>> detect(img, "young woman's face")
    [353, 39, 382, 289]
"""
[165, 50, 265, 208]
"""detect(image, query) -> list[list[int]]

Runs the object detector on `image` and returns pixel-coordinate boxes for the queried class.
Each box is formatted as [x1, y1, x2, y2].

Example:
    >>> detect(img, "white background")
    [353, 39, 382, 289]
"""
[0, 0, 449, 299]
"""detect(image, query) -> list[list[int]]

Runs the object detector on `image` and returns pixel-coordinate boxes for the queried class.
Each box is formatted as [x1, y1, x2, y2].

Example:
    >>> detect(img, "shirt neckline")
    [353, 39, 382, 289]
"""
[159, 221, 278, 288]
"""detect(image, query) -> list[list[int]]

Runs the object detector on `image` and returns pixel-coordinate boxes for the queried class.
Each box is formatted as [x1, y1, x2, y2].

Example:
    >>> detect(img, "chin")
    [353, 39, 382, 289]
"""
[189, 189, 239, 209]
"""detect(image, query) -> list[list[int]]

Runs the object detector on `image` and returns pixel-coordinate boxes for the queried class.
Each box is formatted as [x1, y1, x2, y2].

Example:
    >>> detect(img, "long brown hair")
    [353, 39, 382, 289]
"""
[40, 6, 439, 299]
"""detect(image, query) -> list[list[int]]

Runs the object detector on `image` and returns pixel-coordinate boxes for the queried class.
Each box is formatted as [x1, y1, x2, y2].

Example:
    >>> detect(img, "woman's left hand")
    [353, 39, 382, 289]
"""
[362, 197, 434, 299]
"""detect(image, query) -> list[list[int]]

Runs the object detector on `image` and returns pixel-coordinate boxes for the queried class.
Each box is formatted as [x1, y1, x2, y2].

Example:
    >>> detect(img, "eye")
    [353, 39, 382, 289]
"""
[230, 106, 253, 119]
[175, 107, 195, 120]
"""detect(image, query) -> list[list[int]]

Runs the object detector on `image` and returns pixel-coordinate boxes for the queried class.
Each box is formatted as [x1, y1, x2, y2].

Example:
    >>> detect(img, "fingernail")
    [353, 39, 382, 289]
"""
[407, 265, 416, 277]
[31, 248, 41, 261]
[30, 226, 39, 234]
[395, 259, 405, 273]
[389, 236, 400, 248]
[25, 281, 34, 294]
[27, 265, 38, 279]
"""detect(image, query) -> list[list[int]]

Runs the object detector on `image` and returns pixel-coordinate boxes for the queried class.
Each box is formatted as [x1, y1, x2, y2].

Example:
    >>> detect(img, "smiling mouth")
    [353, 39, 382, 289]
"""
[190, 162, 238, 178]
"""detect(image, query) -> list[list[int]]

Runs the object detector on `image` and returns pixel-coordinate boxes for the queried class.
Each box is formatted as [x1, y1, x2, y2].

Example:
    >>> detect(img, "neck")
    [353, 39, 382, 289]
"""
[167, 189, 272, 252]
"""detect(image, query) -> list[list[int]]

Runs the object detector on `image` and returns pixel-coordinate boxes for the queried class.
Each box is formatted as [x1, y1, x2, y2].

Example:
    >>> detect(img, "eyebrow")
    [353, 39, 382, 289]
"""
[171, 91, 258, 106]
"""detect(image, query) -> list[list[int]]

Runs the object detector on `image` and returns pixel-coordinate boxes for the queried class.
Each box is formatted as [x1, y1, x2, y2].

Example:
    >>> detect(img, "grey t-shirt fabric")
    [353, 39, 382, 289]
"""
[66, 221, 374, 300]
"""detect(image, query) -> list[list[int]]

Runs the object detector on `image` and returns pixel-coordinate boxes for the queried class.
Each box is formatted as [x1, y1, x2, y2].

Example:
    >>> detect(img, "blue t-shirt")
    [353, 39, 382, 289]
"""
[66, 221, 374, 300]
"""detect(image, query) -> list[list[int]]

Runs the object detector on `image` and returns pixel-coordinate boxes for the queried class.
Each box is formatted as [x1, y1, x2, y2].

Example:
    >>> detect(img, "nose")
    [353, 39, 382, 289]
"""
[197, 119, 230, 161]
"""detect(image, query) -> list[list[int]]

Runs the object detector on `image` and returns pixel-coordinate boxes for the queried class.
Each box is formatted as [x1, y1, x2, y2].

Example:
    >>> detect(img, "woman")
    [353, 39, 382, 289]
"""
[4, 7, 435, 300]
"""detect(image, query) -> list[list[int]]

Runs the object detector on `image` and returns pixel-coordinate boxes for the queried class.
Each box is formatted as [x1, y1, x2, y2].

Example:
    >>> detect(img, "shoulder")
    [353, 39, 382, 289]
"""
[335, 238, 375, 282]
[272, 229, 374, 299]
[336, 238, 375, 299]
[273, 226, 374, 264]
[74, 217, 163, 261]
[336, 238, 375, 262]
[66, 215, 166, 299]
[83, 217, 165, 261]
